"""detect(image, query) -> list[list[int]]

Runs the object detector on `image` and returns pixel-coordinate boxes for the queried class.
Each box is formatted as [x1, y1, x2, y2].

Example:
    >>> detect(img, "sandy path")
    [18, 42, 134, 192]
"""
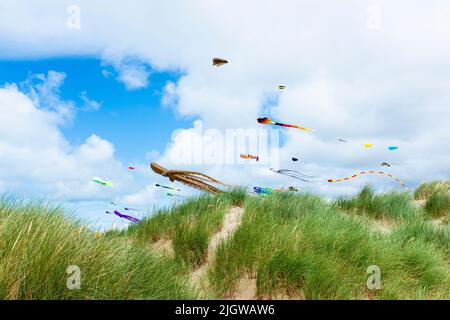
[191, 206, 244, 292]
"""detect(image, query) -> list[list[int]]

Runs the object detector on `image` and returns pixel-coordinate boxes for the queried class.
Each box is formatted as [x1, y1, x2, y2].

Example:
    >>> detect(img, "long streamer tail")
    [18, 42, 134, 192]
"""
[328, 170, 409, 190]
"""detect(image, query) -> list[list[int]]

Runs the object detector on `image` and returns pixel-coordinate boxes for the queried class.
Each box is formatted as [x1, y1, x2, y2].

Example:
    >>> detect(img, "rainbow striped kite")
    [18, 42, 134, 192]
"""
[328, 170, 408, 189]
[257, 117, 313, 132]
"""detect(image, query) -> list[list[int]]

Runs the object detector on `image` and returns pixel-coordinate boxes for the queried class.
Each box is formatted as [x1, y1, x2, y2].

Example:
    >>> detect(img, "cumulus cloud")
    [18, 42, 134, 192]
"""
[0, 0, 449, 203]
[116, 62, 150, 91]
[102, 57, 151, 91]
[19, 70, 75, 124]
[0, 85, 116, 200]
[0, 80, 161, 207]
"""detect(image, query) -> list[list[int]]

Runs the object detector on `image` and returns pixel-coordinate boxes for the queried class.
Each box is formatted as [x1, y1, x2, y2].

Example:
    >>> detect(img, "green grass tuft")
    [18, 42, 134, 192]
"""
[334, 185, 418, 221]
[424, 192, 450, 219]
[0, 196, 194, 299]
[414, 181, 450, 200]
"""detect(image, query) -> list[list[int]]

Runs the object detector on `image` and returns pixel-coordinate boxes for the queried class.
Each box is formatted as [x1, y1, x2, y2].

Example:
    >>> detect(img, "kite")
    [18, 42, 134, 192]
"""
[364, 144, 373, 148]
[388, 146, 398, 151]
[128, 166, 135, 170]
[155, 183, 182, 192]
[291, 157, 299, 162]
[253, 186, 274, 195]
[327, 170, 409, 189]
[381, 162, 401, 167]
[278, 85, 286, 90]
[106, 210, 140, 223]
[212, 57, 228, 67]
[150, 162, 230, 194]
[240, 154, 259, 161]
[110, 202, 118, 206]
[167, 192, 184, 197]
[270, 168, 314, 182]
[257, 117, 314, 132]
[92, 176, 113, 187]
[338, 139, 348, 143]
[124, 207, 139, 211]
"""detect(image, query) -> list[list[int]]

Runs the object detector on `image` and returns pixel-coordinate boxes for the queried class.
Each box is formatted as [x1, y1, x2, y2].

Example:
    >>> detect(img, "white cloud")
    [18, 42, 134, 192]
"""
[0, 80, 161, 206]
[105, 58, 150, 91]
[79, 91, 102, 111]
[19, 70, 75, 124]
[0, 0, 450, 203]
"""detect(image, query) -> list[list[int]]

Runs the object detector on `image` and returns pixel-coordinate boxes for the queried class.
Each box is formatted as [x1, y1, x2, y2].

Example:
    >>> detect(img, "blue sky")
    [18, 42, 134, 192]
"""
[0, 58, 192, 163]
[1, 1, 449, 230]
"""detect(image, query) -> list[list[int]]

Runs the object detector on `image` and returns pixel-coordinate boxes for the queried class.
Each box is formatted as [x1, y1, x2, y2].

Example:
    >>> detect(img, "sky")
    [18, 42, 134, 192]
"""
[1, 0, 449, 229]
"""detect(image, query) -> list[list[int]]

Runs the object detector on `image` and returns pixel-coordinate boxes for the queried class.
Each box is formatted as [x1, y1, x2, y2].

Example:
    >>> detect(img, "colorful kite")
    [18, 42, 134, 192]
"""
[240, 154, 259, 161]
[270, 168, 314, 182]
[155, 183, 181, 192]
[364, 143, 373, 148]
[212, 57, 228, 66]
[257, 117, 313, 132]
[107, 210, 140, 223]
[328, 170, 408, 189]
[92, 176, 113, 187]
[278, 85, 286, 90]
[150, 162, 230, 194]
[291, 157, 299, 162]
[388, 146, 398, 151]
[253, 186, 274, 195]
[110, 202, 139, 211]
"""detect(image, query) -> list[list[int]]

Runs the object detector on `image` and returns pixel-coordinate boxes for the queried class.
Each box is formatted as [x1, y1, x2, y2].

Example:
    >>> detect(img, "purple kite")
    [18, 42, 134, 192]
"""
[107, 210, 141, 223]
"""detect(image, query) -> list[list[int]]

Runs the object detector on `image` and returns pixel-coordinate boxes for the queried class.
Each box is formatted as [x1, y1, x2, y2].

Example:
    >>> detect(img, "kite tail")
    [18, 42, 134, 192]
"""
[105, 181, 114, 187]
[290, 124, 314, 132]
[328, 170, 409, 190]
[276, 122, 313, 132]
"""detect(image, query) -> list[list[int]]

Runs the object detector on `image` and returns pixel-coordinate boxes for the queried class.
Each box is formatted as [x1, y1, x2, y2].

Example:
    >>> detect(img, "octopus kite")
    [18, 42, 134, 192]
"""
[328, 170, 409, 190]
[257, 117, 313, 132]
[270, 168, 314, 182]
[150, 162, 229, 194]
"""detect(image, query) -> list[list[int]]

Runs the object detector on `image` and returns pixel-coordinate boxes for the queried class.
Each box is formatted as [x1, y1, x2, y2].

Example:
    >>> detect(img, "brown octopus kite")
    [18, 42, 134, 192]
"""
[150, 162, 229, 194]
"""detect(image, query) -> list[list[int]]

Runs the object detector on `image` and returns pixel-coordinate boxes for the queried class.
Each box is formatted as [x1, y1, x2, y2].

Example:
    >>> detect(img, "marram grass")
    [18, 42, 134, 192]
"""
[0, 195, 194, 299]
[1, 184, 449, 300]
